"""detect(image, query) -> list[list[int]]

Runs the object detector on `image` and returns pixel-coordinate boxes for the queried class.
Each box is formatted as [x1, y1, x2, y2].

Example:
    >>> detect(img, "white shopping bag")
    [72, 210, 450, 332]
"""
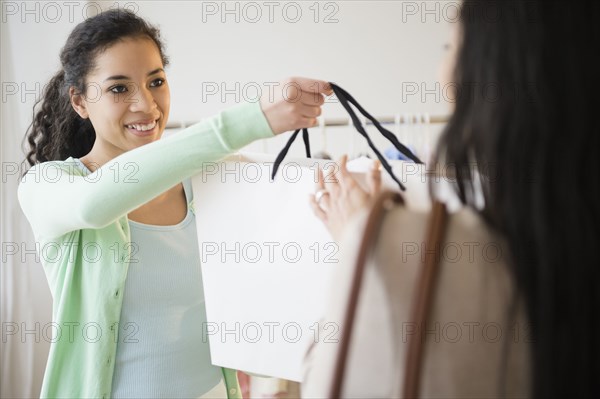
[191, 152, 458, 381]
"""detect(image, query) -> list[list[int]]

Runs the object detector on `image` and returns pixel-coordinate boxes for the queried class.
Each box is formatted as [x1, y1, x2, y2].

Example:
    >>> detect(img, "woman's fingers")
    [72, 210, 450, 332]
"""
[300, 117, 319, 128]
[317, 166, 325, 190]
[313, 167, 331, 215]
[309, 194, 328, 222]
[316, 167, 333, 211]
[261, 77, 331, 135]
[283, 78, 329, 107]
[298, 104, 322, 119]
[310, 156, 380, 241]
[292, 77, 333, 96]
[337, 155, 356, 192]
[368, 159, 382, 196]
[299, 91, 326, 107]
[323, 162, 340, 197]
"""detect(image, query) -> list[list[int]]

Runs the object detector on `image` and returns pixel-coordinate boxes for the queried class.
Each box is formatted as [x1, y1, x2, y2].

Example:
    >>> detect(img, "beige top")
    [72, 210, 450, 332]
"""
[301, 204, 531, 398]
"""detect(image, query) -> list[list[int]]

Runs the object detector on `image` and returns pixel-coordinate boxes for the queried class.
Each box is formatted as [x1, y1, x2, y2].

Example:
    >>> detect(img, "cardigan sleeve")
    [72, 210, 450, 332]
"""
[17, 101, 274, 242]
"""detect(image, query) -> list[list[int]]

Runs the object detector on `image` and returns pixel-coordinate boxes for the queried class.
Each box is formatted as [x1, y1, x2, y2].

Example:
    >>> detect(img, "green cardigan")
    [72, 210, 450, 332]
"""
[17, 101, 274, 399]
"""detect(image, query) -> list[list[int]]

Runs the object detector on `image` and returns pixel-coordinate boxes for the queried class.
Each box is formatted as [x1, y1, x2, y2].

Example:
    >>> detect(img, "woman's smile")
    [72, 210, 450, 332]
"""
[125, 118, 160, 137]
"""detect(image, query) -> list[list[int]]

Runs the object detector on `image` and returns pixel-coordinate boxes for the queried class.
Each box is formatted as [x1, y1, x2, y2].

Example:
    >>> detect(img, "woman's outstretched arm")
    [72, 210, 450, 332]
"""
[18, 101, 270, 241]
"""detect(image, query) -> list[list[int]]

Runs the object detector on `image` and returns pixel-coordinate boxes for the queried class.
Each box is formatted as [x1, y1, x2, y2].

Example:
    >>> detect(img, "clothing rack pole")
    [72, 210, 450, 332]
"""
[165, 114, 451, 130]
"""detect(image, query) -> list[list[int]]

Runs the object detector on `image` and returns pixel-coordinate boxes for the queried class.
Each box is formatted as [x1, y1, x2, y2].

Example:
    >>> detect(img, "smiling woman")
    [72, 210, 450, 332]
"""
[69, 36, 181, 223]
[72, 37, 171, 165]
[18, 7, 332, 399]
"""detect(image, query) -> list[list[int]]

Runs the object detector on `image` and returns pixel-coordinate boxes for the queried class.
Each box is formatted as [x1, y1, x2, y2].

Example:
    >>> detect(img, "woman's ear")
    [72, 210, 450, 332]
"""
[69, 86, 89, 119]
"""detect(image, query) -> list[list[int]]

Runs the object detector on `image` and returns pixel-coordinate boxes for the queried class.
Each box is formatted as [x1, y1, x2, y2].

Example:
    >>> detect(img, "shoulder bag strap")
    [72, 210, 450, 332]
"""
[329, 193, 448, 399]
[402, 200, 448, 398]
[330, 190, 404, 398]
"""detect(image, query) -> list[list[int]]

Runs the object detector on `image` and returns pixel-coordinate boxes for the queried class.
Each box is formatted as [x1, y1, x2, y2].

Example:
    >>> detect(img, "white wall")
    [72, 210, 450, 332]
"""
[1, 1, 454, 397]
[141, 1, 452, 119]
[147, 0, 454, 162]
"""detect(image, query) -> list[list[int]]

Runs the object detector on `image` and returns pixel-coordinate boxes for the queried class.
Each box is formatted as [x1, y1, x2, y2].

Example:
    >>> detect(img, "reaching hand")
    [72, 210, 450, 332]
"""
[260, 77, 333, 135]
[309, 155, 382, 241]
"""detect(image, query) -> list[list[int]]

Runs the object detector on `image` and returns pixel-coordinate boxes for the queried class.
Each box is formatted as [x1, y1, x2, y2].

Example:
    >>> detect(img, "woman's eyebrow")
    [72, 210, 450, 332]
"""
[103, 68, 165, 82]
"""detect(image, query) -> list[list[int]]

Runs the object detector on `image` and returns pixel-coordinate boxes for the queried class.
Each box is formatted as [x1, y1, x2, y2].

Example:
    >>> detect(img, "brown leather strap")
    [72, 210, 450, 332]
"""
[329, 192, 448, 399]
[402, 200, 448, 398]
[330, 191, 404, 399]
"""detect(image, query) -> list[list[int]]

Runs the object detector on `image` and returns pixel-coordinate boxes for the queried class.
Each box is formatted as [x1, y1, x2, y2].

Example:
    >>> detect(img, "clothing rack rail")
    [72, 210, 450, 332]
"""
[165, 114, 451, 130]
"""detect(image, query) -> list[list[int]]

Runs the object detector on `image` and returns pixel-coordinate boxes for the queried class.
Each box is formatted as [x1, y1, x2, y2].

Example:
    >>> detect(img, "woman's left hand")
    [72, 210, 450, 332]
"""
[309, 155, 381, 241]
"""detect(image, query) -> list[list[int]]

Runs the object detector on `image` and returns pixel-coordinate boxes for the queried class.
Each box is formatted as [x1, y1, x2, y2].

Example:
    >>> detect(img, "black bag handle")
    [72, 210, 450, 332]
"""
[271, 128, 311, 176]
[270, 82, 422, 191]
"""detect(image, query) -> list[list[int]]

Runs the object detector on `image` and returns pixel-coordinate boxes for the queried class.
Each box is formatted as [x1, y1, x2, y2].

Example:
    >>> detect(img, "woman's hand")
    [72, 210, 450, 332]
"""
[260, 77, 333, 135]
[309, 155, 382, 241]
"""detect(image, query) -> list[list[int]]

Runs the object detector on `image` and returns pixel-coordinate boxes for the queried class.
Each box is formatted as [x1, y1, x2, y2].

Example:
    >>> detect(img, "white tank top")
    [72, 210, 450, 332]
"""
[106, 175, 226, 398]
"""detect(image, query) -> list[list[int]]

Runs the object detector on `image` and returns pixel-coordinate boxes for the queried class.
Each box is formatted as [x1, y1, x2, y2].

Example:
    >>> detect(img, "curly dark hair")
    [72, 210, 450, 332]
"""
[22, 8, 169, 173]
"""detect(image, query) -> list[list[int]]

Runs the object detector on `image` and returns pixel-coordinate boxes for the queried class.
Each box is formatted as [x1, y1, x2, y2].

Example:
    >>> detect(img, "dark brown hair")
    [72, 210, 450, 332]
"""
[22, 8, 169, 171]
[435, 1, 599, 396]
